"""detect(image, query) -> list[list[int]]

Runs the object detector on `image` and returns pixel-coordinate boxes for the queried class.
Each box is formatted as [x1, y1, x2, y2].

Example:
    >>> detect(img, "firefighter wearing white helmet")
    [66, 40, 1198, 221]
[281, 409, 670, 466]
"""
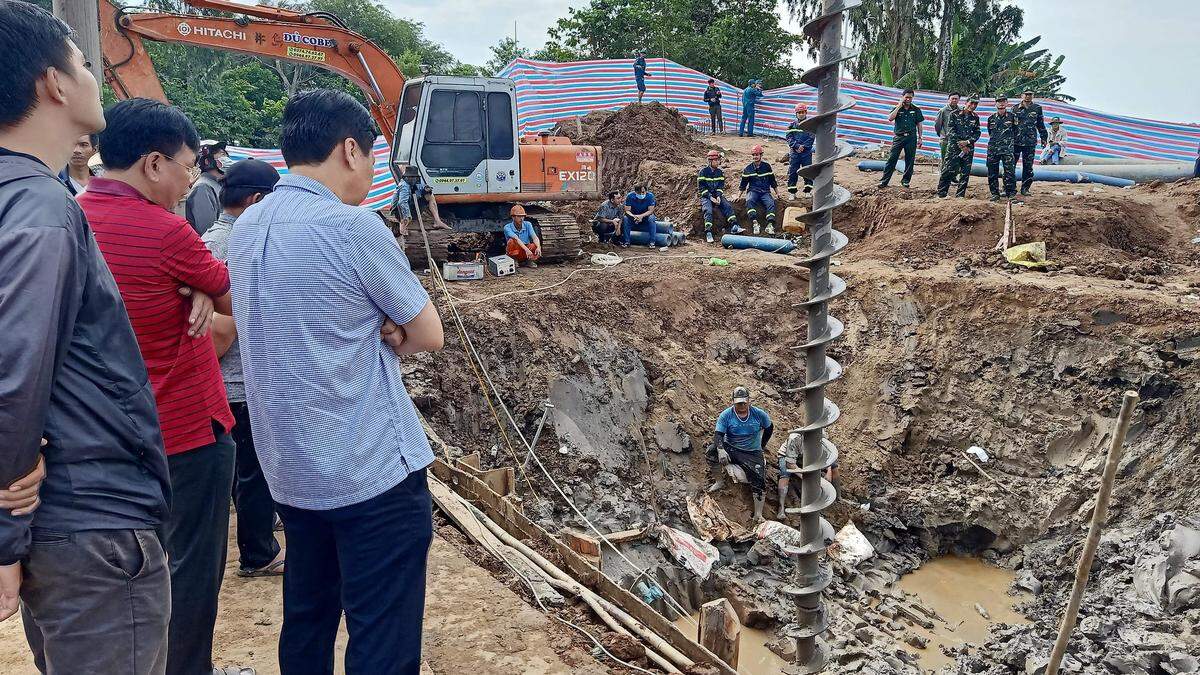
[697, 149, 739, 243]
[504, 204, 541, 269]
[708, 386, 775, 523]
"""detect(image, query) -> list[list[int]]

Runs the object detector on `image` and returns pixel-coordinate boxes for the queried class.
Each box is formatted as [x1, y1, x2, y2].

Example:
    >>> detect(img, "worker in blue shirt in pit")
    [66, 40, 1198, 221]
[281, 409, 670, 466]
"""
[707, 386, 775, 523]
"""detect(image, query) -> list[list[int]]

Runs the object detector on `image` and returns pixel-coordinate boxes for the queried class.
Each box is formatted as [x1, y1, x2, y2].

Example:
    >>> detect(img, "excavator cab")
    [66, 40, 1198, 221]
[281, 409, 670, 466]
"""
[391, 76, 520, 197]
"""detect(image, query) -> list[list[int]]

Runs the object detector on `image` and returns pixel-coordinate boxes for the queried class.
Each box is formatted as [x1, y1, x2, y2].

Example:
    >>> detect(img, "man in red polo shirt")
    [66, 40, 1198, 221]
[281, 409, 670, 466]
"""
[79, 98, 246, 675]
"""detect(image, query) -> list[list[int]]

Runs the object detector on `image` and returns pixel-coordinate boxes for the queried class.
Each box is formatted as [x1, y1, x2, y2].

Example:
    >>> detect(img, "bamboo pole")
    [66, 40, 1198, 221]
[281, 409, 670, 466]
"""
[1046, 391, 1139, 674]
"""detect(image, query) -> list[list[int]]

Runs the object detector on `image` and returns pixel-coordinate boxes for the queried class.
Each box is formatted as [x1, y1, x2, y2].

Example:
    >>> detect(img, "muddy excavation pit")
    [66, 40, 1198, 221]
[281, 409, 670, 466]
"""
[403, 108, 1200, 673]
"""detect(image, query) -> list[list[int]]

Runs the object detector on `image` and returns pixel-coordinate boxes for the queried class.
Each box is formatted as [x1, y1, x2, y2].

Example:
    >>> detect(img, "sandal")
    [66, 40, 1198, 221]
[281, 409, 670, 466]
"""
[213, 667, 256, 675]
[237, 556, 284, 578]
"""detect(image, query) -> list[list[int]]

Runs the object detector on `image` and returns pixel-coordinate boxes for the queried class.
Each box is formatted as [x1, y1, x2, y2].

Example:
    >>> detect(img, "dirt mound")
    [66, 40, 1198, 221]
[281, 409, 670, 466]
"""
[841, 189, 1191, 275]
[553, 102, 709, 165]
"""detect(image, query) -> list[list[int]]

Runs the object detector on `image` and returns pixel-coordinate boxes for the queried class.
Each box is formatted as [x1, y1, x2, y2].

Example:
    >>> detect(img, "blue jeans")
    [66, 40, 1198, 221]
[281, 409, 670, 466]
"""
[739, 108, 756, 136]
[700, 195, 735, 232]
[1042, 143, 1062, 165]
[277, 469, 433, 675]
[623, 214, 658, 245]
[745, 191, 776, 225]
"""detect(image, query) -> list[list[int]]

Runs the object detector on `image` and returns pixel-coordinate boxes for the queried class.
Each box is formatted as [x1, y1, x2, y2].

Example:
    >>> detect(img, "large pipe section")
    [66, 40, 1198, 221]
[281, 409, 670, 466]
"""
[856, 160, 1136, 187]
[781, 0, 857, 671]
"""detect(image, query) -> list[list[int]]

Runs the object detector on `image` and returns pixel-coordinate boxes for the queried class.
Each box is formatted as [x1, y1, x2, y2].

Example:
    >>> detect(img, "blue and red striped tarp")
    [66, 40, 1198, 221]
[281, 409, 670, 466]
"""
[501, 57, 1200, 165]
[230, 57, 1200, 210]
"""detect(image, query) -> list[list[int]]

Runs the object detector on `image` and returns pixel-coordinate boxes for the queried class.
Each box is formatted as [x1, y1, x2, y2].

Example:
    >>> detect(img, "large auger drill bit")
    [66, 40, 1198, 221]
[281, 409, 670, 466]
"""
[780, 0, 859, 672]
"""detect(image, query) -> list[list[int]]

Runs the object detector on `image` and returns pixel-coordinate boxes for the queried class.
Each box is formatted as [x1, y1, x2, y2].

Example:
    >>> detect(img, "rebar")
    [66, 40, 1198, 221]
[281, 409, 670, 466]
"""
[781, 0, 858, 671]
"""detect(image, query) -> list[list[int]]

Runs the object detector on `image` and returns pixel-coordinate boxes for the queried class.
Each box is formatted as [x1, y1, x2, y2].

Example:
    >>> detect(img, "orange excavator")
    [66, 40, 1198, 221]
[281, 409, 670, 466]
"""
[98, 0, 597, 259]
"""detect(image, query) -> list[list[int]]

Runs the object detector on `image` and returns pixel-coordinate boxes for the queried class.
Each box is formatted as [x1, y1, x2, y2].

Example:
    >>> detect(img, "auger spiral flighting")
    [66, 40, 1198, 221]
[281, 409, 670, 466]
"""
[781, 0, 859, 671]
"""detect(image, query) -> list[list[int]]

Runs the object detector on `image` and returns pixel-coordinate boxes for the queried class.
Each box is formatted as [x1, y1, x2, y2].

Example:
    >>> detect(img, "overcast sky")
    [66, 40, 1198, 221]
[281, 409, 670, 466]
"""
[380, 0, 1199, 124]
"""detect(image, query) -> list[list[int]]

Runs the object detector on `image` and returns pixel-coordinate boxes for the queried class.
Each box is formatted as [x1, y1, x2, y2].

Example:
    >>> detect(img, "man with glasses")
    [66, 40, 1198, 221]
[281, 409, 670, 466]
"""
[79, 97, 248, 675]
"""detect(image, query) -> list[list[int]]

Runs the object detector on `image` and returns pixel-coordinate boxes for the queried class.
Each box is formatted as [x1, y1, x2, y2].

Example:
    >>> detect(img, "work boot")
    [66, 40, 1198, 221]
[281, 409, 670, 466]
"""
[936, 192, 947, 198]
[751, 495, 765, 523]
[729, 224, 745, 235]
[707, 478, 726, 493]
[1019, 188, 1030, 196]
[766, 223, 775, 235]
[989, 194, 1001, 202]
[901, 180, 910, 188]
[705, 231, 714, 243]
[752, 222, 761, 235]
[877, 181, 889, 189]
[803, 184, 812, 194]
[787, 190, 797, 200]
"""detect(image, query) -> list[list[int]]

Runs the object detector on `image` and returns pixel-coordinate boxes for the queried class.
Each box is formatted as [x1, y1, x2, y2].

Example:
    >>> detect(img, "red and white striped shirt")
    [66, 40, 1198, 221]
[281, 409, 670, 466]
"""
[81, 178, 233, 455]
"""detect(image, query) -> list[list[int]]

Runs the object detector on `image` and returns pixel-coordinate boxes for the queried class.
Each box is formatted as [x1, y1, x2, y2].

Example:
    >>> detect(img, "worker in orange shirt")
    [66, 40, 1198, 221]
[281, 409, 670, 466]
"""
[504, 205, 542, 269]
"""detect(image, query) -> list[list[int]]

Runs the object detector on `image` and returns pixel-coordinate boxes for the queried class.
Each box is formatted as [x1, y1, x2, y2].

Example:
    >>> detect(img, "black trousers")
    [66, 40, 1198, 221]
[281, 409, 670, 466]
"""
[165, 423, 236, 675]
[230, 401, 281, 570]
[709, 104, 723, 133]
[880, 134, 918, 185]
[276, 468, 433, 675]
[1014, 144, 1036, 192]
[592, 220, 616, 243]
[705, 443, 767, 497]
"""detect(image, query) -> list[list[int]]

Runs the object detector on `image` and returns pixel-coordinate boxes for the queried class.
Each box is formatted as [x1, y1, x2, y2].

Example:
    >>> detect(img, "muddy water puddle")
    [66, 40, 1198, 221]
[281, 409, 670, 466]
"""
[672, 612, 787, 674]
[895, 556, 1030, 671]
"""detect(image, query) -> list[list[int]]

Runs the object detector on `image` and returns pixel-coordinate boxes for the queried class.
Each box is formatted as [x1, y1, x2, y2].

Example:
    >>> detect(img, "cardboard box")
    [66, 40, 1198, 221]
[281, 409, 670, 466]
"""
[442, 261, 484, 281]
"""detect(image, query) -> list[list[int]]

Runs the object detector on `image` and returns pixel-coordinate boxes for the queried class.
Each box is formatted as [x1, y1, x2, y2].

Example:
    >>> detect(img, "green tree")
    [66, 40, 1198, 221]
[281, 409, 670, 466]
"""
[541, 0, 798, 88]
[784, 0, 1070, 98]
[484, 37, 529, 76]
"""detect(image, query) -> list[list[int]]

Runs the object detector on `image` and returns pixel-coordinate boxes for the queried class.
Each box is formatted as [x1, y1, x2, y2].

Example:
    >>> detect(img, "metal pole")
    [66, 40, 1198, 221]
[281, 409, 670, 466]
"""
[782, 1, 859, 671]
[53, 0, 102, 84]
[1046, 391, 1139, 674]
[520, 401, 554, 472]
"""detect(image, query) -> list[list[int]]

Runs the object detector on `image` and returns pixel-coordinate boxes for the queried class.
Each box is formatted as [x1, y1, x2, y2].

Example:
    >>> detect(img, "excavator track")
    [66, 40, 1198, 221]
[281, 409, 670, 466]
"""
[400, 228, 452, 270]
[530, 213, 583, 262]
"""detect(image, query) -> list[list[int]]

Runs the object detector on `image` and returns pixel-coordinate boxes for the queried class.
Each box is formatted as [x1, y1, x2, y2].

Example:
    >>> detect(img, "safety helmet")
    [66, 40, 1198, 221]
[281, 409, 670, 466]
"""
[732, 386, 751, 403]
[510, 204, 526, 216]
[795, 103, 809, 114]
[706, 150, 721, 160]
[197, 140, 228, 173]
[751, 144, 764, 155]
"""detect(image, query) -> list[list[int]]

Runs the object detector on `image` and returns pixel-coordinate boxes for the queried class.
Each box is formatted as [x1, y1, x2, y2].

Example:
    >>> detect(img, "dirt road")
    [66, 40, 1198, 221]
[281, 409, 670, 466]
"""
[0, 530, 604, 674]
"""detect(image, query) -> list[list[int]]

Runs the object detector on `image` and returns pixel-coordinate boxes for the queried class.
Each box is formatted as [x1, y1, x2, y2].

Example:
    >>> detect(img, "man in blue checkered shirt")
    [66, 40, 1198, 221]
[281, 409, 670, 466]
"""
[228, 90, 444, 674]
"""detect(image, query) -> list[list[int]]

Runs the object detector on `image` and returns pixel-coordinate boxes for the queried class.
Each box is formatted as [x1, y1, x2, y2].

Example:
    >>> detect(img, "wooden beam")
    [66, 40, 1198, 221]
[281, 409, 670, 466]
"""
[457, 453, 482, 470]
[428, 459, 736, 675]
[562, 529, 601, 557]
[699, 598, 740, 669]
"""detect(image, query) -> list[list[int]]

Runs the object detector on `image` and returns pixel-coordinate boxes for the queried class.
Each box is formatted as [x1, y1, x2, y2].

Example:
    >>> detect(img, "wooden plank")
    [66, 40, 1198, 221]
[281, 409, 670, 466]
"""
[458, 453, 482, 470]
[429, 459, 735, 675]
[603, 527, 647, 545]
[562, 529, 601, 557]
[699, 598, 741, 669]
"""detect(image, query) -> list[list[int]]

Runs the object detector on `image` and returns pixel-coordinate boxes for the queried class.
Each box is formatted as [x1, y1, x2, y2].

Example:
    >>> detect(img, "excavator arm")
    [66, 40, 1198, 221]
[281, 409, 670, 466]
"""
[98, 0, 403, 142]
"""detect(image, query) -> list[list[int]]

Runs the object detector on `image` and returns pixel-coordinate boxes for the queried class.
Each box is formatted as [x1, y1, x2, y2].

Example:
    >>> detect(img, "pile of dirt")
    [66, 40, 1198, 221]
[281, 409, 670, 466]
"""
[840, 188, 1194, 275]
[552, 102, 710, 166]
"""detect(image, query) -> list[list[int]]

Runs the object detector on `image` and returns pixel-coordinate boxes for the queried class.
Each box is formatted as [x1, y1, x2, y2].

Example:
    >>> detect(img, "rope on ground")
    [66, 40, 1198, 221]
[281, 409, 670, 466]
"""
[415, 220, 701, 629]
[412, 208, 545, 507]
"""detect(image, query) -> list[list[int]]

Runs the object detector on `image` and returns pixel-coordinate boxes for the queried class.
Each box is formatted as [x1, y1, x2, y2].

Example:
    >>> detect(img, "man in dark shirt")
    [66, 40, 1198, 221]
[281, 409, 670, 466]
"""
[703, 78, 723, 133]
[1012, 89, 1048, 196]
[879, 88, 925, 188]
[987, 95, 1020, 201]
[0, 3, 171, 672]
[937, 97, 981, 198]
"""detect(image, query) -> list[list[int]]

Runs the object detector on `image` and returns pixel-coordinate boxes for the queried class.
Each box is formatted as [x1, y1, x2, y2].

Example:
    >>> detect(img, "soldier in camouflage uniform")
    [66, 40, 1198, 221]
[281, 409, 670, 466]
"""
[937, 97, 980, 198]
[986, 95, 1019, 201]
[878, 88, 925, 188]
[1012, 89, 1048, 195]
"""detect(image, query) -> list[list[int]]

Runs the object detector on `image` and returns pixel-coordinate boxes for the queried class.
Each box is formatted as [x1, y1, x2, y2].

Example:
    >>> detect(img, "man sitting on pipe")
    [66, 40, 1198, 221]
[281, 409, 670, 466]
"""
[707, 386, 774, 523]
[698, 150, 739, 243]
[504, 204, 542, 269]
[734, 145, 780, 236]
[622, 182, 660, 249]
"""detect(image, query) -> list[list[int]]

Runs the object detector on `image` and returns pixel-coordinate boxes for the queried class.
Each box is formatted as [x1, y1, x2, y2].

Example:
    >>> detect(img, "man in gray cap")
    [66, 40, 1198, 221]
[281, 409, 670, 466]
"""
[707, 386, 774, 522]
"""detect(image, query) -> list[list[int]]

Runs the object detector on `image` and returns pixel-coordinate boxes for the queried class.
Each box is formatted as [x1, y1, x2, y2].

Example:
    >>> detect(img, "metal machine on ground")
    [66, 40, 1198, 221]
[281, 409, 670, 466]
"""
[98, 0, 596, 260]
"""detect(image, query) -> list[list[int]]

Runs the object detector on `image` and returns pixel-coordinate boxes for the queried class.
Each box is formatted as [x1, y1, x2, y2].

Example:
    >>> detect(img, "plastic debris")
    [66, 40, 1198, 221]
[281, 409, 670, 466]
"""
[829, 522, 876, 568]
[967, 446, 990, 463]
[656, 525, 720, 579]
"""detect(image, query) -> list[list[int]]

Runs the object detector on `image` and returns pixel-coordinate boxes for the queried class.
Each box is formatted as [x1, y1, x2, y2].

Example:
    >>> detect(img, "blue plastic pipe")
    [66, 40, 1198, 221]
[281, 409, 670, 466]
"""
[856, 160, 1135, 187]
[720, 234, 796, 254]
[626, 231, 675, 247]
